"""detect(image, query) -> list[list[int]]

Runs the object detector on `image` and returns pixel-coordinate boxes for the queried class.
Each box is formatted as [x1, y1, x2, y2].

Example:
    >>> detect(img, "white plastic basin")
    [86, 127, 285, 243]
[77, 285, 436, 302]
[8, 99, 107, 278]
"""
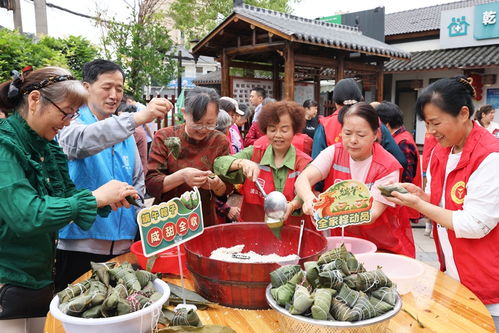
[356, 252, 425, 295]
[326, 236, 377, 255]
[50, 279, 170, 333]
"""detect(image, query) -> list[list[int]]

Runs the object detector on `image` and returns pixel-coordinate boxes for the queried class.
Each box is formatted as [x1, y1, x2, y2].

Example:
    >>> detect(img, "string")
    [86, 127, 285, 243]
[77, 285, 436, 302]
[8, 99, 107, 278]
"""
[177, 244, 187, 305]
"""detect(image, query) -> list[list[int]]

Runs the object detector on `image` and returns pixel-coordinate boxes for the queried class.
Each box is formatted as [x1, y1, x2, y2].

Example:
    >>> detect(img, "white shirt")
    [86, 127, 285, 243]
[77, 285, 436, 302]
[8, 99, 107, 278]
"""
[426, 151, 499, 315]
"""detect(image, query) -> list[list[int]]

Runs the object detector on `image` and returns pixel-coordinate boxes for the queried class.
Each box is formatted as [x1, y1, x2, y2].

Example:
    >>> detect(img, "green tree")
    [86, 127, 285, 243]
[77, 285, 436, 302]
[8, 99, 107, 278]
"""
[0, 29, 65, 81]
[169, 0, 301, 45]
[97, 0, 177, 100]
[0, 29, 99, 81]
[39, 35, 99, 80]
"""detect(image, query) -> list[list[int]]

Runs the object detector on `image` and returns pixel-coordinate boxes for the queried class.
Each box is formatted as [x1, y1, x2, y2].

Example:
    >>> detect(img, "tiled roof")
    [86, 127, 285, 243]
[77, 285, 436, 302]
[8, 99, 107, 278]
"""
[385, 0, 497, 36]
[230, 4, 410, 59]
[192, 71, 221, 84]
[384, 44, 499, 72]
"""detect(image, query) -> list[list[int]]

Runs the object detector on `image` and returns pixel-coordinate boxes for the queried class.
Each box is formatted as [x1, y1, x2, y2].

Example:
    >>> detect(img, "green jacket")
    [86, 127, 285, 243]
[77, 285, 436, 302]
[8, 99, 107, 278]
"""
[0, 113, 101, 289]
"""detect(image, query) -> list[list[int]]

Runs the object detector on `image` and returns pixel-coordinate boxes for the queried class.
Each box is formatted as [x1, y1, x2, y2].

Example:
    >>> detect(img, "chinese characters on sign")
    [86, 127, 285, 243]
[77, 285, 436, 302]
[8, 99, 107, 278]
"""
[137, 187, 204, 257]
[312, 180, 373, 231]
[482, 10, 496, 25]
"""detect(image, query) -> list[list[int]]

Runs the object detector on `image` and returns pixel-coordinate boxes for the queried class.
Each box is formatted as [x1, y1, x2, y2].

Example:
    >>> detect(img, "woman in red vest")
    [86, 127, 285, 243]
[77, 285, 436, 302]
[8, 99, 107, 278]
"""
[296, 102, 415, 257]
[214, 100, 313, 228]
[386, 77, 499, 326]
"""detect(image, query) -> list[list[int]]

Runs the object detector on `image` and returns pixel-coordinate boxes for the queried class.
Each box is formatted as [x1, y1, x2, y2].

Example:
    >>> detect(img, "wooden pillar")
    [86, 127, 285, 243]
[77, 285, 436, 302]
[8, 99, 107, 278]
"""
[272, 55, 281, 100]
[284, 43, 295, 101]
[314, 74, 321, 111]
[376, 60, 384, 102]
[336, 54, 345, 82]
[221, 49, 231, 97]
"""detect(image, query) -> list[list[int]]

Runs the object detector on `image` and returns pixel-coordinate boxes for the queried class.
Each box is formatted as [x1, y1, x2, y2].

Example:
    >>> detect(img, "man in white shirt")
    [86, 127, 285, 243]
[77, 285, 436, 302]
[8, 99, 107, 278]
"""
[249, 87, 266, 122]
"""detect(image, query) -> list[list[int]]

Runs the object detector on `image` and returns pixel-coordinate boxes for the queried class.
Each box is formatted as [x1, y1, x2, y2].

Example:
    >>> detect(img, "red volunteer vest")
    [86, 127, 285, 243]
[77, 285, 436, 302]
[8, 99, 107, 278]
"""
[320, 112, 342, 146]
[325, 143, 415, 258]
[429, 123, 499, 304]
[393, 129, 423, 220]
[241, 144, 314, 229]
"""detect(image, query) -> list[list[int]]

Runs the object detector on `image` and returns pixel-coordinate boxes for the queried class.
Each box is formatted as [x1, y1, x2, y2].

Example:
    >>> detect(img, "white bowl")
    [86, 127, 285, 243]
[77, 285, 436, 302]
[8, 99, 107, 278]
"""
[356, 253, 425, 295]
[50, 279, 170, 333]
[326, 236, 377, 255]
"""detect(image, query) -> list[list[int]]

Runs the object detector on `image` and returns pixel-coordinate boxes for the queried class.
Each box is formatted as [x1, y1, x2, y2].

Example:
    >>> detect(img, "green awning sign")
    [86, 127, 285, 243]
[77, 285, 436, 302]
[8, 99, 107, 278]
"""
[318, 14, 342, 25]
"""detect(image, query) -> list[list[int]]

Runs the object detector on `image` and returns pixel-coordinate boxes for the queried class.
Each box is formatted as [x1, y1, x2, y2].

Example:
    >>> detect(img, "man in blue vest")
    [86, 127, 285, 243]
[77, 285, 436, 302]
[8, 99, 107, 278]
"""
[55, 59, 172, 290]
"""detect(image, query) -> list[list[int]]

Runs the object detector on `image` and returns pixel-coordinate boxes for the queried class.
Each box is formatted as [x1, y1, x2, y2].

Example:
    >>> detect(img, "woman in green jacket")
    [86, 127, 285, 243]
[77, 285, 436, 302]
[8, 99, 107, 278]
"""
[0, 67, 138, 332]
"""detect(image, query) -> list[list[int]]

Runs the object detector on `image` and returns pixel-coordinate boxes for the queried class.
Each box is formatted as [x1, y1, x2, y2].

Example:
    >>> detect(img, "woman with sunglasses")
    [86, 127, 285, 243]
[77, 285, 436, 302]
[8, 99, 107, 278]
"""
[146, 87, 232, 227]
[0, 67, 138, 332]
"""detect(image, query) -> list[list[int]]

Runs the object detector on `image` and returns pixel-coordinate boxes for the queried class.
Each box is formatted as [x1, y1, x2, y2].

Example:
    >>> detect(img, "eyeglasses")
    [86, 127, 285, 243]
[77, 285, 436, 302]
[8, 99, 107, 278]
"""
[42, 95, 79, 121]
[188, 123, 217, 131]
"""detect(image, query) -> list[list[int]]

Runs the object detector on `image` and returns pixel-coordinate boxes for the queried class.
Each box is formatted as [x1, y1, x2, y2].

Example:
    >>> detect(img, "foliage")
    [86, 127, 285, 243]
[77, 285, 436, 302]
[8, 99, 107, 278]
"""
[97, 0, 177, 100]
[0, 29, 99, 81]
[168, 0, 301, 45]
[39, 35, 99, 80]
[0, 29, 63, 81]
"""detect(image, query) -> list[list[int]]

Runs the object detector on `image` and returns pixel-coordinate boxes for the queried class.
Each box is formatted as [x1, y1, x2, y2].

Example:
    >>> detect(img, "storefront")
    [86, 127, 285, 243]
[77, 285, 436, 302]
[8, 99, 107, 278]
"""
[385, 0, 499, 143]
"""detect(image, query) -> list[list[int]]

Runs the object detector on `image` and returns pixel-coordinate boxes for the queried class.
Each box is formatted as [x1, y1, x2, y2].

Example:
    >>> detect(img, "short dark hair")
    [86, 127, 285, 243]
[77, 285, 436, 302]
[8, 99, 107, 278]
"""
[258, 100, 305, 134]
[303, 99, 318, 108]
[251, 87, 266, 99]
[340, 102, 379, 133]
[375, 101, 404, 129]
[333, 78, 363, 106]
[83, 59, 125, 84]
[184, 86, 220, 122]
[416, 76, 476, 121]
[475, 104, 494, 126]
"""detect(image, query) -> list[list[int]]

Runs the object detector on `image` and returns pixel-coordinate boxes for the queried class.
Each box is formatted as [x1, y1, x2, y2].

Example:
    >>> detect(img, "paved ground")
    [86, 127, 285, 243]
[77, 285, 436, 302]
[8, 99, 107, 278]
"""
[413, 224, 439, 268]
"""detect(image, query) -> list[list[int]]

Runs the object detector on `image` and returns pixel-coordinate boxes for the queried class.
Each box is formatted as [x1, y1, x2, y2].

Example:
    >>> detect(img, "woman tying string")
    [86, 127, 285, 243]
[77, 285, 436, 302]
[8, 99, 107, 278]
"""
[385, 77, 499, 329]
[0, 67, 138, 332]
[295, 102, 415, 257]
[146, 87, 232, 227]
[214, 100, 313, 228]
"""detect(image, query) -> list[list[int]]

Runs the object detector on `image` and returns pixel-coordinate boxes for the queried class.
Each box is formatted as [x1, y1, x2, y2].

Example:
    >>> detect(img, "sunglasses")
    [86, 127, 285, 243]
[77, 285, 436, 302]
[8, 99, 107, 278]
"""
[42, 95, 80, 121]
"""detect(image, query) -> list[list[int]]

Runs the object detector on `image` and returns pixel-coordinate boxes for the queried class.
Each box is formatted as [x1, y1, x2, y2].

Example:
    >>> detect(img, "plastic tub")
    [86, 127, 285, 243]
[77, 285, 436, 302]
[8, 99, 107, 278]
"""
[184, 223, 327, 309]
[50, 279, 170, 333]
[326, 236, 377, 255]
[356, 252, 425, 295]
[131, 240, 187, 275]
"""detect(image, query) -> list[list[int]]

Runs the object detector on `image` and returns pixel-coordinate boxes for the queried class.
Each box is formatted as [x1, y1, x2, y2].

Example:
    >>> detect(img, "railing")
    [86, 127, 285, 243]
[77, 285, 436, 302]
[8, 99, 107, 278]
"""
[142, 94, 178, 129]
[323, 100, 336, 117]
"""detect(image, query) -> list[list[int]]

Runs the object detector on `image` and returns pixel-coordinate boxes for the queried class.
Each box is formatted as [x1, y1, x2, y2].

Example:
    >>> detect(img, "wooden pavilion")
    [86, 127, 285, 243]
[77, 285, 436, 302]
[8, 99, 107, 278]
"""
[191, 2, 410, 106]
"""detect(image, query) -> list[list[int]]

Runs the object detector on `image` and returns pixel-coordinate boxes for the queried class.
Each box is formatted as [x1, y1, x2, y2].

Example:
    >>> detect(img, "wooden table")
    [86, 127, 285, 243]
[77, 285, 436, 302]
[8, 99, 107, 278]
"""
[44, 253, 496, 333]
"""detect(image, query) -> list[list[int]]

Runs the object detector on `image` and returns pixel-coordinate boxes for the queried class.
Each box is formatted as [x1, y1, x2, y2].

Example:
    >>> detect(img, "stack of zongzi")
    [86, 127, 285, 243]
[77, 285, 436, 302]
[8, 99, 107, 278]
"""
[269, 244, 399, 322]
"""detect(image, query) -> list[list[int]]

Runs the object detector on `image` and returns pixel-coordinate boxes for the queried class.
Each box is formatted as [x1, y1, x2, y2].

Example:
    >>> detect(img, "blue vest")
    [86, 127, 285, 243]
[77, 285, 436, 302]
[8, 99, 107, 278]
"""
[58, 106, 137, 240]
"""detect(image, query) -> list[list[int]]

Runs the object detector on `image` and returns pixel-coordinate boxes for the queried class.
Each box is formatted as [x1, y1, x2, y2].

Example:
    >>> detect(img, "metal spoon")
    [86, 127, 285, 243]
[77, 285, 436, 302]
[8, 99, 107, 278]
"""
[254, 180, 288, 219]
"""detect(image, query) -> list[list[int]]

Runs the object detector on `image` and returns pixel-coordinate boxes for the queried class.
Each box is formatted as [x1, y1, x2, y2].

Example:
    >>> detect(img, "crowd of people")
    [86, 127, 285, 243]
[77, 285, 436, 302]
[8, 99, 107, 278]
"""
[0, 60, 498, 331]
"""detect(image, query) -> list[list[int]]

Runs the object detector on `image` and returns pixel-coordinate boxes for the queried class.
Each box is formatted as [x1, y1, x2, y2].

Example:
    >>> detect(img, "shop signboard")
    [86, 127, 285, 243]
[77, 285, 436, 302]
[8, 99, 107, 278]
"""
[440, 1, 499, 48]
[312, 180, 373, 231]
[137, 187, 204, 257]
[474, 2, 499, 40]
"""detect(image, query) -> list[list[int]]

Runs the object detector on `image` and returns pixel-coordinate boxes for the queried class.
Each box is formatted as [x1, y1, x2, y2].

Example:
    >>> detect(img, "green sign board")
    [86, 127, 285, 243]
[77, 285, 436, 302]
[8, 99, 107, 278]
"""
[137, 187, 204, 257]
[312, 180, 373, 230]
[474, 2, 499, 40]
[318, 14, 342, 25]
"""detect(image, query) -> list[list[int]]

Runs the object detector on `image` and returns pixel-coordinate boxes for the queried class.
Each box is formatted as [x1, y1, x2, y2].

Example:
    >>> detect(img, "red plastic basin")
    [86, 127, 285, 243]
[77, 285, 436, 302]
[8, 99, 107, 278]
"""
[130, 241, 187, 275]
[184, 222, 327, 309]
